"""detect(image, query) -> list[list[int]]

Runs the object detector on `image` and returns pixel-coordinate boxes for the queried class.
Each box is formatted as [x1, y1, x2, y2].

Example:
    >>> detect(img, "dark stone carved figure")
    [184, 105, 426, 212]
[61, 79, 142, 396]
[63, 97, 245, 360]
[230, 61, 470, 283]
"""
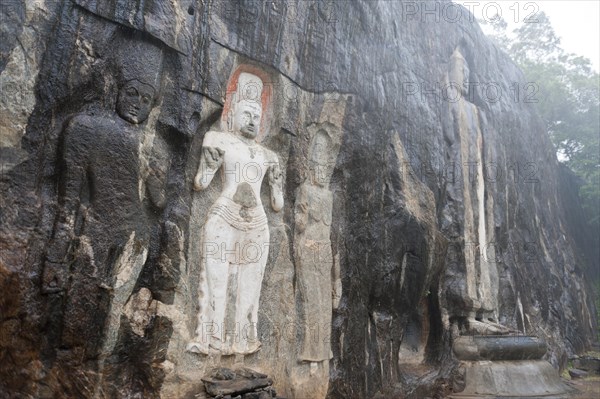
[43, 68, 163, 382]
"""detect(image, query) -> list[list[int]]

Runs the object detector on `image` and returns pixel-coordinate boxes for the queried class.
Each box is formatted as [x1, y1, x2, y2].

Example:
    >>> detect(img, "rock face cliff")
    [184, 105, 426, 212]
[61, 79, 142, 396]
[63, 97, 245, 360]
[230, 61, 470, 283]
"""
[0, 1, 596, 398]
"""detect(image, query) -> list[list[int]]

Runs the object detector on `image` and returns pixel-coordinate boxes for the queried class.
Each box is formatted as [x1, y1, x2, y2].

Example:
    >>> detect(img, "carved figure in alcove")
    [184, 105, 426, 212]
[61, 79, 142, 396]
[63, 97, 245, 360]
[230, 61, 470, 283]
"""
[446, 47, 509, 335]
[294, 127, 341, 370]
[43, 49, 164, 366]
[187, 72, 283, 355]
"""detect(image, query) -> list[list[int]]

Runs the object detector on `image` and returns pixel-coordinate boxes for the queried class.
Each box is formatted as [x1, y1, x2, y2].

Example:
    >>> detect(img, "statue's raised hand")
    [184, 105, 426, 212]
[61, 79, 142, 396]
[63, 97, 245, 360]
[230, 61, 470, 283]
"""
[194, 146, 225, 191]
[267, 162, 284, 212]
[203, 146, 225, 169]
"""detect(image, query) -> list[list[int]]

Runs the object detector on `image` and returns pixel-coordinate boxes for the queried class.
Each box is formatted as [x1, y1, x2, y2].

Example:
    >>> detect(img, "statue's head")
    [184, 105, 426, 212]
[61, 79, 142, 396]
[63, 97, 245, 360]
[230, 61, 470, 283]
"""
[231, 100, 262, 140]
[228, 72, 264, 140]
[116, 79, 156, 124]
[450, 48, 470, 96]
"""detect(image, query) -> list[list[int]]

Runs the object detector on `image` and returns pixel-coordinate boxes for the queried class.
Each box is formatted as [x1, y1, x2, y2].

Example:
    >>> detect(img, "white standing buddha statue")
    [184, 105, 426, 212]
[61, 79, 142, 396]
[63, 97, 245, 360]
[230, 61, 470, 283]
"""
[187, 72, 284, 355]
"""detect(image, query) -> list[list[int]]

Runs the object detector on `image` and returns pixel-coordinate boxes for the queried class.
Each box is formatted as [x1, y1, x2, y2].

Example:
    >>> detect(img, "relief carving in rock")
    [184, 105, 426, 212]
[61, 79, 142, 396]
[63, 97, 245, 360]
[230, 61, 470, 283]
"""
[294, 124, 341, 366]
[446, 47, 510, 336]
[42, 39, 165, 388]
[187, 71, 284, 355]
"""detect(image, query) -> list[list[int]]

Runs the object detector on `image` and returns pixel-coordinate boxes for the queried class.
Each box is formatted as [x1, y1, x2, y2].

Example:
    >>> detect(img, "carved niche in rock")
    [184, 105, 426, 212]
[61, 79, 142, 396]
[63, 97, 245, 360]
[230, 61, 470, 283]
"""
[42, 38, 165, 372]
[294, 123, 342, 366]
[187, 71, 284, 356]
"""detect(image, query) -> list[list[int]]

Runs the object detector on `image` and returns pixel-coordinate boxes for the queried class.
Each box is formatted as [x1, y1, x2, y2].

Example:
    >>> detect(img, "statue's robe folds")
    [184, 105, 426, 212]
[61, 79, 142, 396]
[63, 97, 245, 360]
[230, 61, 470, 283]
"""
[53, 113, 149, 358]
[295, 183, 334, 362]
[192, 130, 278, 355]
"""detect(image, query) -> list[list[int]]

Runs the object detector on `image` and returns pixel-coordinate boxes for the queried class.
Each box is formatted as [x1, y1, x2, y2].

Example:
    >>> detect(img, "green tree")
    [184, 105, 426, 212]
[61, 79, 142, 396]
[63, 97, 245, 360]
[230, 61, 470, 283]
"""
[481, 12, 600, 233]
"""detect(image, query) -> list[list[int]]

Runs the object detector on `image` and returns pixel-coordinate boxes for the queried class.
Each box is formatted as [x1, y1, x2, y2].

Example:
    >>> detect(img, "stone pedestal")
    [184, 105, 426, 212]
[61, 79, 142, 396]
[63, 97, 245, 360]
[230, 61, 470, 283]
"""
[451, 336, 573, 398]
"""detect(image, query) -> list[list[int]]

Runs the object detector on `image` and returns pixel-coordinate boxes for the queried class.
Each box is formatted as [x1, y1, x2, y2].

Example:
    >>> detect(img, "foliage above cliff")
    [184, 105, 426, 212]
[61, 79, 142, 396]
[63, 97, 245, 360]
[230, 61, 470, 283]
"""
[481, 11, 599, 236]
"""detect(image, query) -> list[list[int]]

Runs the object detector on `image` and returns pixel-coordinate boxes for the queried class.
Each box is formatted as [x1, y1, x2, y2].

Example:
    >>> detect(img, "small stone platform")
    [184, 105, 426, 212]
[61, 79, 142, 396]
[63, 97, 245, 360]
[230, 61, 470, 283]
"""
[450, 336, 574, 398]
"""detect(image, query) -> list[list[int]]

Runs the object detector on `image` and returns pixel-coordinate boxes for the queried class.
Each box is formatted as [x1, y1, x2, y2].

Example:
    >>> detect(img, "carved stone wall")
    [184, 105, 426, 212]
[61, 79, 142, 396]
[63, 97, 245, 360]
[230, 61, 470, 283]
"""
[0, 1, 596, 398]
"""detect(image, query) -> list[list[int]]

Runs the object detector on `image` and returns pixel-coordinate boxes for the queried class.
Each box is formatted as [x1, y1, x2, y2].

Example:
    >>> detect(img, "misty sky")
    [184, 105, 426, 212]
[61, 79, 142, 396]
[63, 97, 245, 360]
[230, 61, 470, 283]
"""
[539, 1, 600, 71]
[456, 1, 600, 72]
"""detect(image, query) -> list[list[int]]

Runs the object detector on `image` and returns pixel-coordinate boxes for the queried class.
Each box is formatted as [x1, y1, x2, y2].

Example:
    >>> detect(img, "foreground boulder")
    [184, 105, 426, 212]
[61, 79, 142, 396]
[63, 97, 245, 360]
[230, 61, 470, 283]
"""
[202, 368, 278, 398]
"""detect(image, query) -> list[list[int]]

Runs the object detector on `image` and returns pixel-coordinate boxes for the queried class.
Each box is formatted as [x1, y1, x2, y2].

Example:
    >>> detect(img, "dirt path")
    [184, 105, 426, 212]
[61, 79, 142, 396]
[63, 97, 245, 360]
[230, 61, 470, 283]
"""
[567, 377, 600, 398]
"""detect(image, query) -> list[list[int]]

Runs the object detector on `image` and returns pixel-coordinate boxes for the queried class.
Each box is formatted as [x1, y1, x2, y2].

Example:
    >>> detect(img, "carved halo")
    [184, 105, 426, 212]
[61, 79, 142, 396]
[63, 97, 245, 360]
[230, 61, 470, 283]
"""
[222, 65, 273, 143]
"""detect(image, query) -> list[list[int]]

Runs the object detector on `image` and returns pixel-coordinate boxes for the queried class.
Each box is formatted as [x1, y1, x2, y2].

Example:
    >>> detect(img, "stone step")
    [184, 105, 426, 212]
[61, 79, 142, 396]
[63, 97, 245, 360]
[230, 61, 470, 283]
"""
[450, 360, 574, 398]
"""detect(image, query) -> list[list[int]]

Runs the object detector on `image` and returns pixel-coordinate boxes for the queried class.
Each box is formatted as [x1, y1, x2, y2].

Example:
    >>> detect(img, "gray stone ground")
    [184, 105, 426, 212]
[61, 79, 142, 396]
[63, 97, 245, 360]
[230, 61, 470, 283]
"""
[567, 377, 600, 399]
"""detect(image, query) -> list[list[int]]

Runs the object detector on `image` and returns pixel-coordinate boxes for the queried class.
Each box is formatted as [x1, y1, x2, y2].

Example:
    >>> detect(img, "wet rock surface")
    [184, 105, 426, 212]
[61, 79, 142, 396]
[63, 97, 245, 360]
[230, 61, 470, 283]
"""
[0, 1, 597, 398]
